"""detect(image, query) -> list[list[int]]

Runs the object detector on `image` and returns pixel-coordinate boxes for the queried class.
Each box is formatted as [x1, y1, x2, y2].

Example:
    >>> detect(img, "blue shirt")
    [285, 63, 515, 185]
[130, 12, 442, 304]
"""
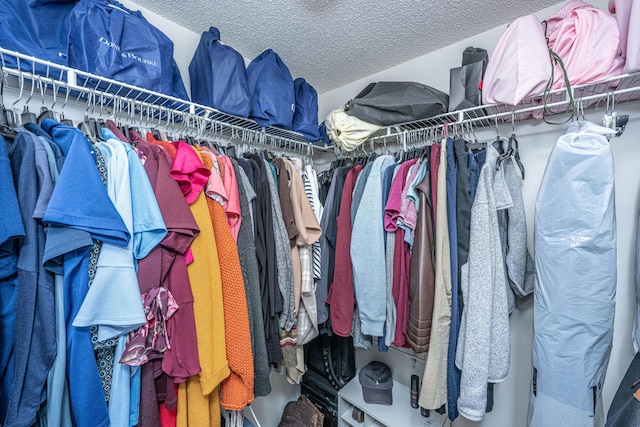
[4, 131, 56, 427]
[43, 121, 129, 427]
[0, 134, 25, 423]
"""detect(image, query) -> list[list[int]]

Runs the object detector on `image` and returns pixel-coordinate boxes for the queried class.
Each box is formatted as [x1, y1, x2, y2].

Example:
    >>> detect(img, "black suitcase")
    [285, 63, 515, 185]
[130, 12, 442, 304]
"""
[301, 334, 356, 427]
[301, 369, 339, 427]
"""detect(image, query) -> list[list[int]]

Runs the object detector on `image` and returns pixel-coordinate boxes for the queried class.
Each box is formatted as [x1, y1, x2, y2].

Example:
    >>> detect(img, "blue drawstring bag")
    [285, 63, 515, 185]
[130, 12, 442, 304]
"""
[247, 49, 295, 129]
[0, 0, 76, 75]
[318, 121, 331, 146]
[292, 78, 320, 141]
[67, 0, 188, 100]
[189, 27, 250, 117]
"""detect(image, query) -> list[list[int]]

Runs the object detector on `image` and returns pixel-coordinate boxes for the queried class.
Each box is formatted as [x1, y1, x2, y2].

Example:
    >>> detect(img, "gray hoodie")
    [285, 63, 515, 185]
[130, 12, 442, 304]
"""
[456, 145, 532, 421]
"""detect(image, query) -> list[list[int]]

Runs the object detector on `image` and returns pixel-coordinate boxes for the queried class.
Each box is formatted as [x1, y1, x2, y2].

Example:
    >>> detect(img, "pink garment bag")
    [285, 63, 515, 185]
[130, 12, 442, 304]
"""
[482, 15, 552, 106]
[609, 0, 640, 73]
[545, 0, 624, 89]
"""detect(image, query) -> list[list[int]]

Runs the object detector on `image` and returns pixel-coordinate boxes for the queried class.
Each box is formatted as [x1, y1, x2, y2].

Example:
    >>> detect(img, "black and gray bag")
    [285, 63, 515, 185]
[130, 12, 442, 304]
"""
[345, 81, 448, 126]
[448, 47, 489, 111]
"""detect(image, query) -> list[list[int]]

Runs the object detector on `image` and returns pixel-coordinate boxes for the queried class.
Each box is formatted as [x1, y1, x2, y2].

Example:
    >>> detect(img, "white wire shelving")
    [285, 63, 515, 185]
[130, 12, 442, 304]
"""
[3, 46, 639, 156]
[0, 47, 313, 155]
[321, 71, 640, 153]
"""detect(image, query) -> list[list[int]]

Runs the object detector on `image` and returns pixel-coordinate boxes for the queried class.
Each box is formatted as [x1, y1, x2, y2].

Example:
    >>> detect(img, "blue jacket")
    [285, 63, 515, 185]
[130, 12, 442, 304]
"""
[351, 155, 395, 337]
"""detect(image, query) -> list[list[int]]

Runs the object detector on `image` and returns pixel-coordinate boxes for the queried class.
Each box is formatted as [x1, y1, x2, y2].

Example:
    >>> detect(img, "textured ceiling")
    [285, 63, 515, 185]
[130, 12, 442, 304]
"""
[131, 0, 562, 94]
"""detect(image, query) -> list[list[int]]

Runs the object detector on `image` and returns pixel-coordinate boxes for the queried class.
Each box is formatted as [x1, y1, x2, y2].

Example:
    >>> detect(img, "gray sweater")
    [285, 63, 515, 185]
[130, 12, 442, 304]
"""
[456, 145, 526, 421]
[263, 160, 296, 332]
[500, 157, 535, 304]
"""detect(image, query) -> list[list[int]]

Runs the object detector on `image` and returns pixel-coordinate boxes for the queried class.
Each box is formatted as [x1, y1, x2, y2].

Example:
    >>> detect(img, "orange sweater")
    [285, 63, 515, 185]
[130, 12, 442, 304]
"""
[201, 153, 255, 410]
[177, 148, 230, 427]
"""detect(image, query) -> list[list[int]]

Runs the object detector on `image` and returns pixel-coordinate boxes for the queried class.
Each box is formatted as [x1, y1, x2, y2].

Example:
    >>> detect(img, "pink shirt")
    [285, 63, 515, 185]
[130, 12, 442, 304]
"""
[201, 151, 228, 207]
[169, 141, 210, 205]
[384, 159, 419, 231]
[398, 160, 421, 234]
[218, 155, 242, 242]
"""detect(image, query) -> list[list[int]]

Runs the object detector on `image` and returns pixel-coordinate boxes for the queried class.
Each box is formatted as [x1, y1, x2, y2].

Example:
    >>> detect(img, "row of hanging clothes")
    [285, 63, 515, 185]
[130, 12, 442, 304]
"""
[314, 121, 535, 422]
[0, 79, 325, 427]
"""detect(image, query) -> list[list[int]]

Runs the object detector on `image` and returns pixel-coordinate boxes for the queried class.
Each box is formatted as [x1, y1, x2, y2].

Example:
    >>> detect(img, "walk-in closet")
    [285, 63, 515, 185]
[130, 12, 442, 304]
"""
[1, 1, 640, 426]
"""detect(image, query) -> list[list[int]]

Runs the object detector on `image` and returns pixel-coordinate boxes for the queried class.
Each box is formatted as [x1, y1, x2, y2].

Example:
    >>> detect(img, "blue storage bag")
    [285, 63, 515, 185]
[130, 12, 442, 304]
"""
[67, 0, 188, 100]
[0, 0, 76, 75]
[292, 78, 320, 141]
[247, 49, 295, 129]
[318, 121, 331, 146]
[189, 27, 250, 117]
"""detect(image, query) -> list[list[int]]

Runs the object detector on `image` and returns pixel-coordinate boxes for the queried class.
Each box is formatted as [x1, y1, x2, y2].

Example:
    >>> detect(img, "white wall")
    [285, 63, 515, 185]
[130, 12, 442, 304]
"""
[318, 1, 640, 426]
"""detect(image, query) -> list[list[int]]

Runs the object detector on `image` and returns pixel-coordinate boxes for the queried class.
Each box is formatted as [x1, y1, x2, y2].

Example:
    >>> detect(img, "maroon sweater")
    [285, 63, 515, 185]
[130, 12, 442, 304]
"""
[327, 164, 362, 336]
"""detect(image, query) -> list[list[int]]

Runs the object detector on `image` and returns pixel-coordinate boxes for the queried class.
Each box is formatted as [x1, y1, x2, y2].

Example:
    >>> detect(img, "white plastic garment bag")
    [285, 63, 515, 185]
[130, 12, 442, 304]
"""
[634, 216, 640, 352]
[528, 121, 617, 427]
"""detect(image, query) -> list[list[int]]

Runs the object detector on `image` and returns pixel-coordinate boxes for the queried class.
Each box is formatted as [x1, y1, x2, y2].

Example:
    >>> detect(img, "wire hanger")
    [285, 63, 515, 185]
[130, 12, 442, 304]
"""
[303, 143, 313, 166]
[496, 112, 513, 168]
[0, 76, 9, 127]
[602, 91, 629, 138]
[0, 76, 17, 139]
[10, 73, 25, 127]
[506, 111, 525, 179]
[20, 76, 38, 124]
[79, 90, 98, 144]
[0, 79, 6, 127]
[58, 82, 74, 126]
[36, 76, 57, 124]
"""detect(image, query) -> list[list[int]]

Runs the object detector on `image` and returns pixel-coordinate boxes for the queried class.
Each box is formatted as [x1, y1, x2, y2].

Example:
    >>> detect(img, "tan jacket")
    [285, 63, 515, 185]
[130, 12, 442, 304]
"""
[419, 139, 453, 410]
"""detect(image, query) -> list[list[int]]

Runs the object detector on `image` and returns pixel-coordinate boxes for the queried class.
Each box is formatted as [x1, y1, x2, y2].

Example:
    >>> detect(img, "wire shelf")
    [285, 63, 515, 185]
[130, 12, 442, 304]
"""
[359, 71, 640, 148]
[0, 47, 312, 152]
[6, 46, 639, 155]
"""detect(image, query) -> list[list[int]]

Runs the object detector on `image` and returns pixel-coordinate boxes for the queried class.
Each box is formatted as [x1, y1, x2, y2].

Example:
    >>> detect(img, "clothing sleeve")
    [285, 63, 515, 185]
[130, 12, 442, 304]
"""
[73, 141, 146, 341]
[0, 135, 25, 245]
[455, 198, 495, 421]
[43, 125, 129, 245]
[220, 156, 242, 241]
[168, 141, 210, 205]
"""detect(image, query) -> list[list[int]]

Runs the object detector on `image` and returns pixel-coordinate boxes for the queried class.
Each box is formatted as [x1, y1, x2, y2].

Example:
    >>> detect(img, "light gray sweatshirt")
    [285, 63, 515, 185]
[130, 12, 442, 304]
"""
[456, 145, 515, 421]
[351, 155, 395, 337]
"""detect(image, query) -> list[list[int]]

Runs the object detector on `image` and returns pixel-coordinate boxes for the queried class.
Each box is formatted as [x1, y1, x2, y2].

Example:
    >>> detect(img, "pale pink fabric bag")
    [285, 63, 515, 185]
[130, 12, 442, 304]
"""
[545, 0, 624, 89]
[482, 15, 552, 106]
[609, 0, 640, 73]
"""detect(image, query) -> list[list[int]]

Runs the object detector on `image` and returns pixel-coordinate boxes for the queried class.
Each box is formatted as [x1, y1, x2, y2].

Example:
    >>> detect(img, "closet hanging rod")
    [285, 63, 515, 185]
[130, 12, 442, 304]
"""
[315, 70, 640, 152]
[367, 71, 640, 146]
[0, 47, 311, 145]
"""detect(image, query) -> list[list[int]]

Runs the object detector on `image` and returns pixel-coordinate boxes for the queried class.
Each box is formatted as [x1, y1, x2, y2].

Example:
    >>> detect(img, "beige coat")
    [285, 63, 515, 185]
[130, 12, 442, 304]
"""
[419, 139, 453, 410]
